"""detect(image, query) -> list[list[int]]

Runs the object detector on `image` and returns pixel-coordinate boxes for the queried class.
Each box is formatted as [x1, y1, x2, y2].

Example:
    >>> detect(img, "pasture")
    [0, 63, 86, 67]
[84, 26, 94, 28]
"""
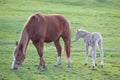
[0, 0, 120, 80]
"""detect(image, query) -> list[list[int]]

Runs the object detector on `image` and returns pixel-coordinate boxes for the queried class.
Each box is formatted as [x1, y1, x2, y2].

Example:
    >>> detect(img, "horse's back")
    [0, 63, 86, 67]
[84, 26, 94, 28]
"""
[25, 13, 70, 42]
[44, 14, 70, 42]
[92, 32, 102, 42]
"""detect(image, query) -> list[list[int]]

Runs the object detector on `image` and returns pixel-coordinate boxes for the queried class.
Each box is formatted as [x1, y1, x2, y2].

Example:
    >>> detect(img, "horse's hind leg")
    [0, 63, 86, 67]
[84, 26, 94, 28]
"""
[54, 38, 62, 67]
[91, 45, 96, 69]
[98, 41, 104, 68]
[84, 45, 89, 66]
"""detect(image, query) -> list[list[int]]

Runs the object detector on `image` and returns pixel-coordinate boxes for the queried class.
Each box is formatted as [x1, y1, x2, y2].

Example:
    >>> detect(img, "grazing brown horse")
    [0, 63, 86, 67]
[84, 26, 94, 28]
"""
[11, 13, 71, 70]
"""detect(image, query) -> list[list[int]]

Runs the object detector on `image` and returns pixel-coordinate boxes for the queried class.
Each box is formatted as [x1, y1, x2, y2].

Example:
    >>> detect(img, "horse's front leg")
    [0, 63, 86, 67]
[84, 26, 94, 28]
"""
[84, 45, 89, 66]
[54, 39, 62, 67]
[33, 40, 46, 69]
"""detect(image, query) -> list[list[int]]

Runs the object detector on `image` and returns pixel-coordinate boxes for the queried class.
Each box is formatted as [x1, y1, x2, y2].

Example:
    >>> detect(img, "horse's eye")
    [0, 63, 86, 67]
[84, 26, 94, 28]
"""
[17, 54, 20, 57]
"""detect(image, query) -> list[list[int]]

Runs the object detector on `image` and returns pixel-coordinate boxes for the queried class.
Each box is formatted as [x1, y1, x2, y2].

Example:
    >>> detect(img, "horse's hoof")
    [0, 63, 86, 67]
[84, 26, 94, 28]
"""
[92, 66, 94, 70]
[37, 65, 43, 70]
[37, 65, 46, 70]
[37, 66, 42, 70]
[12, 67, 18, 70]
[43, 65, 47, 69]
[84, 63, 87, 66]
[54, 64, 59, 68]
[101, 65, 103, 68]
[95, 63, 97, 66]
[68, 65, 72, 69]
[54, 63, 61, 68]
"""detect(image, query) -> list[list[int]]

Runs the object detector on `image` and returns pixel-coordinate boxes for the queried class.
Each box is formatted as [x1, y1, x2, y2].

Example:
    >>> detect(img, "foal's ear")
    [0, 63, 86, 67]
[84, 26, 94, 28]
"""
[77, 29, 79, 32]
[77, 29, 82, 31]
[16, 41, 18, 46]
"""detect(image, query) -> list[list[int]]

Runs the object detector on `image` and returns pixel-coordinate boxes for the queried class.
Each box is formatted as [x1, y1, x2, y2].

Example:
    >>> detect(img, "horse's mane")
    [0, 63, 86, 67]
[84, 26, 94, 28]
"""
[24, 13, 47, 27]
[78, 29, 90, 33]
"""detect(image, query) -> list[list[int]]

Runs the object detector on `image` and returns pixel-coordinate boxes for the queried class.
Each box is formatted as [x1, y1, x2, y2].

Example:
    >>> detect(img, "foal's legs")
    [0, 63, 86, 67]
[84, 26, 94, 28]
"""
[98, 41, 104, 67]
[92, 45, 96, 69]
[32, 39, 46, 69]
[54, 38, 62, 67]
[84, 45, 89, 65]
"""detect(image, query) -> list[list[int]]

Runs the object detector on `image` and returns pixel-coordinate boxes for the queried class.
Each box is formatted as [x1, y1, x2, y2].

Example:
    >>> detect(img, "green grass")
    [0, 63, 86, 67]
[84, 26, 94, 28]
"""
[0, 0, 120, 80]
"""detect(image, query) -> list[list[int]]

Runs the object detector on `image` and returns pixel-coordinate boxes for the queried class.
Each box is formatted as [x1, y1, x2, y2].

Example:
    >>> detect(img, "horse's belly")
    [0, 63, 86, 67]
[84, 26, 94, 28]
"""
[44, 37, 58, 43]
[44, 33, 60, 43]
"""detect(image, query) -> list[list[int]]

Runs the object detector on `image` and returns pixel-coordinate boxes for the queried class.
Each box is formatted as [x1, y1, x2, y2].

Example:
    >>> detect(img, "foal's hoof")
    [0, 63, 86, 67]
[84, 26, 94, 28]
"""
[101, 65, 103, 68]
[54, 64, 59, 68]
[84, 63, 87, 66]
[68, 65, 72, 69]
[54, 63, 61, 68]
[12, 67, 18, 70]
[92, 66, 95, 70]
[95, 63, 97, 66]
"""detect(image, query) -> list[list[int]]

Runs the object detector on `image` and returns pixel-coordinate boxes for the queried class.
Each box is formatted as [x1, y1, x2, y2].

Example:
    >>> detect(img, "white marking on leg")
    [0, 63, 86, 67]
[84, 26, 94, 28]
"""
[54, 56, 61, 67]
[68, 57, 71, 68]
[11, 57, 16, 69]
[57, 56, 61, 65]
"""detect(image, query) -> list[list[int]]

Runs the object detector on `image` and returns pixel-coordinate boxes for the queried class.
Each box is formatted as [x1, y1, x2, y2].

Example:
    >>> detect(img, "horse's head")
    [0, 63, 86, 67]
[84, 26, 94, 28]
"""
[74, 29, 81, 42]
[74, 29, 88, 42]
[11, 42, 25, 70]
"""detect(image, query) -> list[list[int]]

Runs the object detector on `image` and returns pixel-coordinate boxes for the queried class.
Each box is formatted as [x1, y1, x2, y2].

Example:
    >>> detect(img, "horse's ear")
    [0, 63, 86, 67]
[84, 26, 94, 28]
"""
[16, 41, 18, 46]
[77, 29, 81, 31]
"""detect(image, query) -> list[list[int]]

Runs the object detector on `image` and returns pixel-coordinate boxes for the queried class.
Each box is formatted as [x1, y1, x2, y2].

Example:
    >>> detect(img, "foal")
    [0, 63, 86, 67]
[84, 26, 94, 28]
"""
[74, 29, 104, 69]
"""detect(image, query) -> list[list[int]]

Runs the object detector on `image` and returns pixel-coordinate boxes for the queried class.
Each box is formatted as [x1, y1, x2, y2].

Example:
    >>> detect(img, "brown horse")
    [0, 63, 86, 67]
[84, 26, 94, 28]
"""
[11, 13, 71, 70]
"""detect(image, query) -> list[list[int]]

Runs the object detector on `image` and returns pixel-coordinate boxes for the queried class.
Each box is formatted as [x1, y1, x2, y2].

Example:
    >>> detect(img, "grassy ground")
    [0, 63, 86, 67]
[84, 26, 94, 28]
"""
[0, 0, 120, 80]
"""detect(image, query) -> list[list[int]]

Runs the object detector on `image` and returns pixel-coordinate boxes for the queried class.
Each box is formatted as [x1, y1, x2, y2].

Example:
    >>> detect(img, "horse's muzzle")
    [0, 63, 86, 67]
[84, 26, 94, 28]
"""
[11, 60, 19, 70]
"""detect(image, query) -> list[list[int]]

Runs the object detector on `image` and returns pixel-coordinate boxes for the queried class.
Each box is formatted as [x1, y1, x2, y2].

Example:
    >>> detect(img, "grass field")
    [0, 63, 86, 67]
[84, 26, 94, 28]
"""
[0, 0, 120, 80]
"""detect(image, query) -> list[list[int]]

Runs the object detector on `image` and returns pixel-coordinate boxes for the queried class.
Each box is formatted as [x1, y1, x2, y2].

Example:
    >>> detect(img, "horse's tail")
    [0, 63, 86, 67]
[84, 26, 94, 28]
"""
[62, 19, 71, 61]
[62, 43, 67, 61]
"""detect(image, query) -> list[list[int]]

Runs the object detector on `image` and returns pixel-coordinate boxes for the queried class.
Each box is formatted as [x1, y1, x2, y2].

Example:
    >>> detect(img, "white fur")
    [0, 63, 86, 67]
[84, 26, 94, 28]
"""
[11, 57, 16, 69]
[74, 29, 104, 68]
[68, 57, 71, 66]
[57, 56, 61, 65]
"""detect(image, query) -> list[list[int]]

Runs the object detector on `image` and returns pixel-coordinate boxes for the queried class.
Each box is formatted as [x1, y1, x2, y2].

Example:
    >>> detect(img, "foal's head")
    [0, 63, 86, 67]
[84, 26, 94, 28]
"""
[74, 29, 88, 42]
[11, 42, 25, 70]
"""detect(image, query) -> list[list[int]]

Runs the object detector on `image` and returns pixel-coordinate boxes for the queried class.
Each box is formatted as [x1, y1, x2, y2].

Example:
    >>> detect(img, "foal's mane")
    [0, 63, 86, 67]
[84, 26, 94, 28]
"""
[78, 29, 90, 33]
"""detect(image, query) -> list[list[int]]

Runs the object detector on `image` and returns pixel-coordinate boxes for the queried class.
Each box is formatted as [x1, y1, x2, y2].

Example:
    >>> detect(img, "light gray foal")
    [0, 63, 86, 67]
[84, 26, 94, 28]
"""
[74, 29, 104, 69]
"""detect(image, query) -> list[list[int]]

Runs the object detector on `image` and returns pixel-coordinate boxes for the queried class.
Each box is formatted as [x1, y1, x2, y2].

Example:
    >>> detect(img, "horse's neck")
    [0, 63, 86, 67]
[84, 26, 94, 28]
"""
[19, 28, 29, 54]
[82, 31, 90, 38]
[83, 32, 92, 42]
